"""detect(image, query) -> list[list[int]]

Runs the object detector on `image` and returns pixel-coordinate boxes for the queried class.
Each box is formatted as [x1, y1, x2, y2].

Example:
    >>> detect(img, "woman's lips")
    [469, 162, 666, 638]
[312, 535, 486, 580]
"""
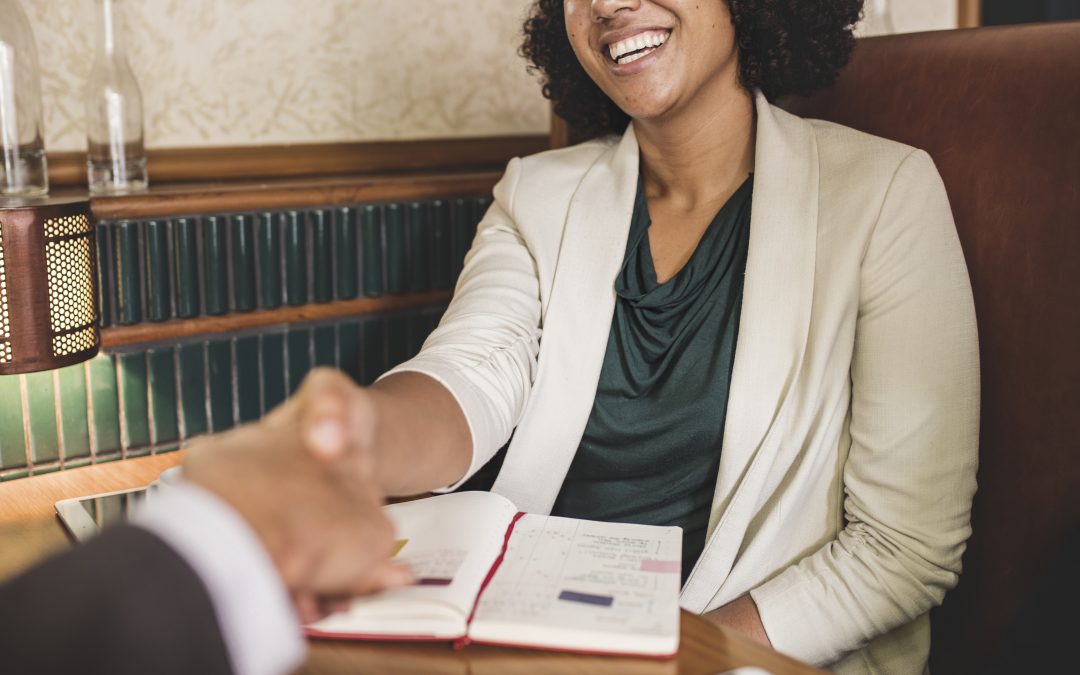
[606, 31, 671, 75]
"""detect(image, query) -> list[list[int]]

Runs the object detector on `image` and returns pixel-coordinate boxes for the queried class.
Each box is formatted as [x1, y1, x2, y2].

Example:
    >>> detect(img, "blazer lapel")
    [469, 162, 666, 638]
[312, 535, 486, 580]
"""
[492, 127, 641, 514]
[682, 94, 820, 609]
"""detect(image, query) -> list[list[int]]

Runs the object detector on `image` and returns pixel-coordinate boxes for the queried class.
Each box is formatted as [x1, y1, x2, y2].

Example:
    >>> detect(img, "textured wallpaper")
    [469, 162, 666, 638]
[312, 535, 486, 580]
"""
[22, 0, 956, 152]
[24, 0, 550, 152]
[859, 0, 957, 37]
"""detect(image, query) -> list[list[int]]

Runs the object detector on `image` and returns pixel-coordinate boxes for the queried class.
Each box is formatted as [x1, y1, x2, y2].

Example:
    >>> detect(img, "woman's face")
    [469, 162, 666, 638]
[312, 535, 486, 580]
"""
[563, 0, 741, 124]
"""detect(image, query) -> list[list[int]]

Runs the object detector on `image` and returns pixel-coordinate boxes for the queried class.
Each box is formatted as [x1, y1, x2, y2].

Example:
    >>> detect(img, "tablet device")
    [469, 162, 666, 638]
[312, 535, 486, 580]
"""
[55, 487, 148, 543]
[55, 467, 182, 542]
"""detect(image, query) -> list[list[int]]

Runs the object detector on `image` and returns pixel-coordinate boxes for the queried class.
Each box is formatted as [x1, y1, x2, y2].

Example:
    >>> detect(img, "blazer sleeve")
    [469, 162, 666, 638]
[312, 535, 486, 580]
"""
[750, 150, 981, 665]
[381, 157, 543, 489]
[0, 525, 233, 675]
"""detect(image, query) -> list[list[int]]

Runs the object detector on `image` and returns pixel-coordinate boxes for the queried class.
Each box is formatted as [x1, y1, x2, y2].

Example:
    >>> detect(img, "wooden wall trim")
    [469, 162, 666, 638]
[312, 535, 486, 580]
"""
[958, 0, 981, 28]
[82, 170, 502, 220]
[48, 135, 548, 190]
[101, 291, 452, 349]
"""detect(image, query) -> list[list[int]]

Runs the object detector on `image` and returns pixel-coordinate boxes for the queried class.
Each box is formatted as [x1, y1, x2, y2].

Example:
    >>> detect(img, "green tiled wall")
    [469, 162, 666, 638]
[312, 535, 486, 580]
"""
[94, 198, 488, 329]
[0, 308, 445, 480]
[0, 195, 488, 480]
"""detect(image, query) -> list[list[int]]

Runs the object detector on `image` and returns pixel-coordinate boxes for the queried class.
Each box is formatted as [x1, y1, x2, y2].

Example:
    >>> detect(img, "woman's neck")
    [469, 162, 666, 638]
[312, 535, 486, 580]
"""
[633, 82, 756, 212]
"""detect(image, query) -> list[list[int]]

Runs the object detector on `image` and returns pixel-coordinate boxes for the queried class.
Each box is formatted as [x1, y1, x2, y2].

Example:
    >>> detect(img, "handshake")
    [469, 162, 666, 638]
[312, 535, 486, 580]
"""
[182, 367, 415, 624]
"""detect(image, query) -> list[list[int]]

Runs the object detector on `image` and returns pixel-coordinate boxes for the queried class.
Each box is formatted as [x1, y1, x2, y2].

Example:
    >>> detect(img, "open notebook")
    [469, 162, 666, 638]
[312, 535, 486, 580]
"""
[307, 491, 682, 657]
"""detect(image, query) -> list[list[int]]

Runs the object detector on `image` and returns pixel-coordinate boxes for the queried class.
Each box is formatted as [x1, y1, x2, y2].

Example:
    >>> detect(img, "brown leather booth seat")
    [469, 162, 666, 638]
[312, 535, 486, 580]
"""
[783, 22, 1080, 674]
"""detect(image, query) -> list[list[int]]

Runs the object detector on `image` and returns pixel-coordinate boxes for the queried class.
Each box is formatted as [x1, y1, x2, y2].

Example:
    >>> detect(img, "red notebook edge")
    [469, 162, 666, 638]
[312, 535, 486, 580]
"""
[453, 510, 526, 650]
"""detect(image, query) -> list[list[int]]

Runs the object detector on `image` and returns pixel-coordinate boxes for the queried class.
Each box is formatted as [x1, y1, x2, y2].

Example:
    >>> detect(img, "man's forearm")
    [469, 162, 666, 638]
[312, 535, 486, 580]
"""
[368, 372, 473, 496]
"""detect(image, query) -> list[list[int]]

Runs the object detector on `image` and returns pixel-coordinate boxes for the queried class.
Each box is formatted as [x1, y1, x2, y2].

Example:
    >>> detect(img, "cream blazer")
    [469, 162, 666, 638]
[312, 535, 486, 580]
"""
[387, 93, 980, 673]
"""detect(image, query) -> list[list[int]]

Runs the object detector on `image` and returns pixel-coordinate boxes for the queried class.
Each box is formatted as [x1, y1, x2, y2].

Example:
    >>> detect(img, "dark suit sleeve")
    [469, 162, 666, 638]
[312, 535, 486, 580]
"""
[0, 525, 233, 675]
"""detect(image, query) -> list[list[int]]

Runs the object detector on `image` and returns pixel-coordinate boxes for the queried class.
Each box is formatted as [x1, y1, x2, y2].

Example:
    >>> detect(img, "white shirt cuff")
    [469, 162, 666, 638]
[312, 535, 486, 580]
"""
[132, 480, 306, 675]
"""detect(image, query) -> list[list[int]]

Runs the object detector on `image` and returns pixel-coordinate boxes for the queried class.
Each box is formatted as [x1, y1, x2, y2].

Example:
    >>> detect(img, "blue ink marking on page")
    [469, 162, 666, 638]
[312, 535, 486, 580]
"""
[558, 590, 614, 607]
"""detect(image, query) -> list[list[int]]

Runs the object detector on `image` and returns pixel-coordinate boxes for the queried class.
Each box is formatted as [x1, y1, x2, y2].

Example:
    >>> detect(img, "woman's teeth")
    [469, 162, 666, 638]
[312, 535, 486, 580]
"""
[608, 30, 669, 66]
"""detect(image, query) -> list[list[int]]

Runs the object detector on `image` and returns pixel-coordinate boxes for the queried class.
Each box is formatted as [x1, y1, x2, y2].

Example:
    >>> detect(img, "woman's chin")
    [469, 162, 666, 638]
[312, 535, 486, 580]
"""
[619, 102, 680, 128]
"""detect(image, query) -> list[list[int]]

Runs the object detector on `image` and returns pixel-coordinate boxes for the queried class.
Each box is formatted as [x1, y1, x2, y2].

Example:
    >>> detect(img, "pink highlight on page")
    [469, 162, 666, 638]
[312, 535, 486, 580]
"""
[640, 559, 681, 574]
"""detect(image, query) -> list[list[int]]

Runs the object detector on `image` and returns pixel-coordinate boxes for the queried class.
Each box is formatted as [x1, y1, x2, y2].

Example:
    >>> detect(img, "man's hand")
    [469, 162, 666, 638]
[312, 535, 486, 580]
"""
[182, 407, 411, 623]
[281, 367, 473, 497]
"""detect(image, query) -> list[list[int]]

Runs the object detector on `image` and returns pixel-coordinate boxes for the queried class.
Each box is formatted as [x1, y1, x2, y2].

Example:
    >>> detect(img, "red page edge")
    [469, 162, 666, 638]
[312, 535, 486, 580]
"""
[452, 510, 526, 649]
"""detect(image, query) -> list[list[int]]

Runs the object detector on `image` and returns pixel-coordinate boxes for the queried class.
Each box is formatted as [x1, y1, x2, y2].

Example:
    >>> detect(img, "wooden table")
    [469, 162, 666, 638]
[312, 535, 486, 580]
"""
[0, 454, 823, 675]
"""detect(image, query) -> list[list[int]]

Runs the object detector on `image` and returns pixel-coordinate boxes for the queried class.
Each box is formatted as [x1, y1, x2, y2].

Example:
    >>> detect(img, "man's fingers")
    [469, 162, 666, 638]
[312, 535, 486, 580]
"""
[344, 560, 414, 597]
[293, 593, 323, 625]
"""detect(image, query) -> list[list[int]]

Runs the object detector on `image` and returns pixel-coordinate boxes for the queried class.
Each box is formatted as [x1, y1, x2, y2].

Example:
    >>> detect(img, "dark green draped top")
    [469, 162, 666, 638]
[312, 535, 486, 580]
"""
[551, 174, 753, 581]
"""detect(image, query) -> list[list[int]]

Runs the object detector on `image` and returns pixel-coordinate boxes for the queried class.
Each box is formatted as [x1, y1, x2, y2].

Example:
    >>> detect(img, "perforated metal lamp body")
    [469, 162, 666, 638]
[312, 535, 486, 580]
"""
[0, 198, 100, 374]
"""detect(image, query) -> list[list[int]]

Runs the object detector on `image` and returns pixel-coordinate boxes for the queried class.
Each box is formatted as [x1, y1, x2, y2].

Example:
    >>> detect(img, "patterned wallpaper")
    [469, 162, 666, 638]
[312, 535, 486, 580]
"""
[22, 0, 956, 153]
[859, 0, 957, 37]
[24, 0, 550, 152]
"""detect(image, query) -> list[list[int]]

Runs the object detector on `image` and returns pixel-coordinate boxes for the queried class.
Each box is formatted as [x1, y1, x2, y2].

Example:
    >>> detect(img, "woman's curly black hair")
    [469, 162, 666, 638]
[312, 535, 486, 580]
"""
[521, 0, 865, 138]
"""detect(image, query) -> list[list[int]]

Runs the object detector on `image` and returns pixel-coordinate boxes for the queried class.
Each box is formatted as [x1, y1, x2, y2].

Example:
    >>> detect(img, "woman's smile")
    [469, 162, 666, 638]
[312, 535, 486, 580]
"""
[603, 28, 671, 71]
[565, 0, 741, 124]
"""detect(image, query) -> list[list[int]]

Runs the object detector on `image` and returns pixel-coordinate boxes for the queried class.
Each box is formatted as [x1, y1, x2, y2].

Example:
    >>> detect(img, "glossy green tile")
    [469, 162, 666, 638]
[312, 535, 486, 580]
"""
[64, 456, 93, 470]
[117, 353, 150, 451]
[24, 371, 59, 464]
[260, 333, 287, 412]
[474, 195, 492, 224]
[86, 354, 121, 455]
[203, 216, 229, 315]
[56, 364, 91, 461]
[428, 200, 452, 290]
[147, 348, 179, 446]
[287, 328, 312, 395]
[235, 336, 261, 423]
[410, 309, 443, 356]
[1, 469, 30, 482]
[361, 205, 384, 297]
[312, 209, 333, 303]
[450, 198, 471, 282]
[112, 220, 143, 325]
[337, 322, 361, 382]
[0, 375, 27, 470]
[405, 202, 430, 293]
[361, 318, 386, 386]
[334, 207, 358, 300]
[207, 340, 233, 433]
[284, 211, 308, 306]
[143, 220, 171, 322]
[172, 217, 201, 319]
[314, 325, 336, 368]
[384, 203, 407, 295]
[387, 315, 412, 370]
[231, 214, 257, 313]
[177, 343, 208, 438]
[95, 222, 113, 327]
[257, 212, 283, 310]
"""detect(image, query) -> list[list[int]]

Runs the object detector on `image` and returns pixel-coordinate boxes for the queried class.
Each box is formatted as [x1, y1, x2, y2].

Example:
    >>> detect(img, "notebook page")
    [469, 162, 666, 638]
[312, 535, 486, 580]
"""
[469, 514, 682, 654]
[309, 491, 518, 638]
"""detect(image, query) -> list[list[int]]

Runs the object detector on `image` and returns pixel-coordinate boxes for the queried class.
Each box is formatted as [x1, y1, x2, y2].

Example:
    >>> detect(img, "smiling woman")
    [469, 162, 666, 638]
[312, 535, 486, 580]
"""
[523, 0, 863, 138]
[255, 2, 979, 674]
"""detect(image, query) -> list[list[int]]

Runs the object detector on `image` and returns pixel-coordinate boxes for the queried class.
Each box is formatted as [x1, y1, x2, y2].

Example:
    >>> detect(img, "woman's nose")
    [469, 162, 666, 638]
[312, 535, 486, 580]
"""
[590, 0, 643, 21]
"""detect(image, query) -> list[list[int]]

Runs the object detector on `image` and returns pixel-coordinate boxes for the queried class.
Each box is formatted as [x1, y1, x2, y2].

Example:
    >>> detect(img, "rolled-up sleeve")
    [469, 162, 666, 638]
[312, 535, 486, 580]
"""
[750, 150, 981, 665]
[380, 157, 543, 489]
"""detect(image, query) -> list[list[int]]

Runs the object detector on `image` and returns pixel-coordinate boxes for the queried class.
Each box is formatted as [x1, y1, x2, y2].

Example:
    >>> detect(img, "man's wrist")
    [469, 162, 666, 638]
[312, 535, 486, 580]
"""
[132, 480, 306, 675]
